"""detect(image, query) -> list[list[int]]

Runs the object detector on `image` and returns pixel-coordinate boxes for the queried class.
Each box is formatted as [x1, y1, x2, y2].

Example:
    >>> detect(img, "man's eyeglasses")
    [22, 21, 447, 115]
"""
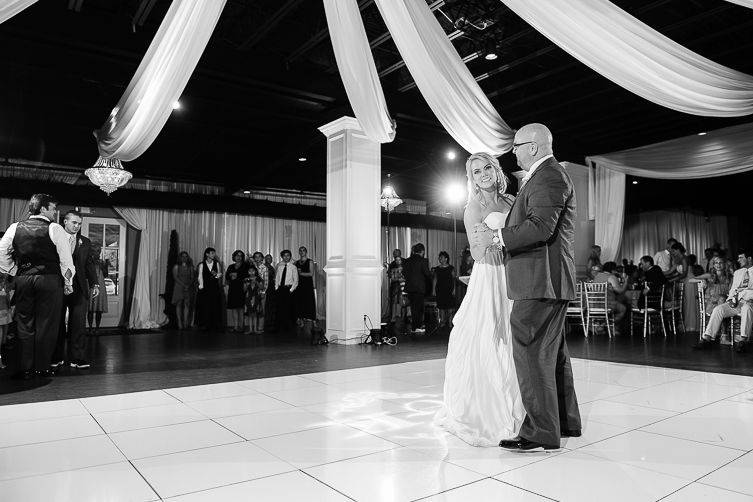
[512, 141, 534, 152]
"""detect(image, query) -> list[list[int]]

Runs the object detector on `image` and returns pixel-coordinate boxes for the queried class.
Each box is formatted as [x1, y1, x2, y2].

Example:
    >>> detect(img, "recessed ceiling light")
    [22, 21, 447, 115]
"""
[243, 190, 251, 194]
[484, 53, 498, 61]
[698, 132, 707, 136]
[298, 157, 307, 162]
[632, 180, 638, 185]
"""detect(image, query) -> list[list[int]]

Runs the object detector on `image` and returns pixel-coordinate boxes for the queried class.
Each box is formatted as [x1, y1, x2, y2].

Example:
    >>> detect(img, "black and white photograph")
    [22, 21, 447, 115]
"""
[1, 1, 753, 501]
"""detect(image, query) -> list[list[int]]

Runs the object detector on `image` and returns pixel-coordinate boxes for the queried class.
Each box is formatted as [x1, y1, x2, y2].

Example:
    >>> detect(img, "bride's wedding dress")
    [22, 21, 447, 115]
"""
[435, 211, 525, 446]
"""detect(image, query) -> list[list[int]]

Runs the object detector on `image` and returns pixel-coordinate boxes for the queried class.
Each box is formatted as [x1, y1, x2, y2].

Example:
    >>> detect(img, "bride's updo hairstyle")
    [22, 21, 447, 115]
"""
[465, 152, 508, 208]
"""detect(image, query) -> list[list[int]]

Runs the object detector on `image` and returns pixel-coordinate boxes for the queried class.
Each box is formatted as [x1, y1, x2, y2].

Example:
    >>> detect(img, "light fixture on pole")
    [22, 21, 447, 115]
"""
[85, 157, 133, 196]
[445, 182, 466, 269]
[380, 173, 403, 261]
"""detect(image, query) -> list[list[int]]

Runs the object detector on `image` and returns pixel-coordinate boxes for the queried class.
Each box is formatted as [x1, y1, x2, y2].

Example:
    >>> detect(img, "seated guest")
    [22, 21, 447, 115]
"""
[593, 262, 630, 332]
[639, 255, 667, 291]
[694, 249, 753, 353]
[402, 243, 432, 333]
[587, 245, 602, 280]
[704, 257, 733, 314]
[654, 238, 677, 274]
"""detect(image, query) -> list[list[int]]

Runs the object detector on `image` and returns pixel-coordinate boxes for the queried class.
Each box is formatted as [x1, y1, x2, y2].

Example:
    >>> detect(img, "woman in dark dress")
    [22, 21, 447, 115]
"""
[196, 247, 224, 331]
[433, 251, 456, 328]
[294, 246, 317, 324]
[226, 250, 250, 333]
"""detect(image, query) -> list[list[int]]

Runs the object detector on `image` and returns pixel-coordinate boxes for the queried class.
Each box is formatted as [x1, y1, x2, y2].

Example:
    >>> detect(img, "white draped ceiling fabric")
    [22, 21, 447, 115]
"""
[586, 122, 753, 262]
[374, 0, 514, 154]
[323, 0, 513, 153]
[726, 0, 753, 9]
[94, 0, 226, 163]
[500, 0, 753, 117]
[0, 0, 36, 24]
[323, 0, 395, 143]
[586, 122, 753, 179]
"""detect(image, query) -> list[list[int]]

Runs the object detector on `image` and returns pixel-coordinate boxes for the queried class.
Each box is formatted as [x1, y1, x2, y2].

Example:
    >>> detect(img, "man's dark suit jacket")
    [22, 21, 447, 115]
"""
[401, 254, 432, 294]
[501, 157, 576, 301]
[71, 234, 98, 297]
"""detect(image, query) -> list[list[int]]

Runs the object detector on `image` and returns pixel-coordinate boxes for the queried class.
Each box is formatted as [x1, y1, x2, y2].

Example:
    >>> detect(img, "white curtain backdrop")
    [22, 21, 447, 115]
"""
[592, 166, 625, 263]
[115, 207, 328, 329]
[323, 0, 395, 143]
[586, 122, 753, 179]
[619, 211, 729, 266]
[95, 0, 226, 162]
[501, 0, 753, 117]
[0, 198, 28, 231]
[114, 207, 160, 329]
[0, 0, 36, 24]
[373, 0, 514, 154]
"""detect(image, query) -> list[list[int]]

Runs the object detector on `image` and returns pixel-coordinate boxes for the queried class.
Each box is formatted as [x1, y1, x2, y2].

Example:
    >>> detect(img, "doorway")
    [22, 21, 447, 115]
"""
[82, 217, 127, 328]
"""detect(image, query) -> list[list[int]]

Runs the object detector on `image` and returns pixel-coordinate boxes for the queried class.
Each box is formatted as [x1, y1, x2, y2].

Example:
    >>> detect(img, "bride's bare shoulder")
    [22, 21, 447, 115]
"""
[464, 199, 482, 221]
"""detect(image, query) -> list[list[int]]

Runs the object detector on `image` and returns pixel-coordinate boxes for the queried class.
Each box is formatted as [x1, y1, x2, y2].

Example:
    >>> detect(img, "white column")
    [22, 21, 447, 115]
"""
[319, 116, 382, 344]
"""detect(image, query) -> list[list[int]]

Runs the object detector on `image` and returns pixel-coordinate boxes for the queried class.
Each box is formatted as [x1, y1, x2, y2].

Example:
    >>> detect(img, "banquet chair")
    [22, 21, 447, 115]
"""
[697, 282, 707, 338]
[566, 283, 587, 337]
[664, 280, 685, 335]
[584, 282, 614, 338]
[631, 284, 666, 338]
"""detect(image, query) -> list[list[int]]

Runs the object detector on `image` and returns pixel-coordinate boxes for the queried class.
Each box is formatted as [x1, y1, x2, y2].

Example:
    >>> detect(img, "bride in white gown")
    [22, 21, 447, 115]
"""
[435, 152, 525, 447]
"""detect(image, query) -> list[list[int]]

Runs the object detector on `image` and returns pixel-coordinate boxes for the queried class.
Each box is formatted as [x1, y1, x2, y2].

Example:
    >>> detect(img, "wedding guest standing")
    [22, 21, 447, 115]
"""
[0, 194, 75, 379]
[432, 251, 456, 329]
[226, 250, 250, 333]
[388, 256, 405, 322]
[87, 243, 109, 334]
[196, 247, 223, 331]
[402, 243, 432, 334]
[244, 265, 265, 334]
[264, 253, 277, 332]
[171, 251, 196, 330]
[275, 250, 298, 333]
[52, 210, 98, 370]
[457, 252, 474, 304]
[0, 269, 12, 370]
[248, 252, 268, 333]
[294, 246, 317, 325]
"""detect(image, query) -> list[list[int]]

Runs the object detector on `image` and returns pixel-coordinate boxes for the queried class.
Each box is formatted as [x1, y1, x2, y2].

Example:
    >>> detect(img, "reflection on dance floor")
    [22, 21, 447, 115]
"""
[0, 358, 752, 501]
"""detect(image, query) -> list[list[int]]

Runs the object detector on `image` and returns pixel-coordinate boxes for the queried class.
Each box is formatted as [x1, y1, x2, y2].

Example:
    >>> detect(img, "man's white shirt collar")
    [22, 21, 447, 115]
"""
[521, 154, 554, 186]
[29, 215, 51, 222]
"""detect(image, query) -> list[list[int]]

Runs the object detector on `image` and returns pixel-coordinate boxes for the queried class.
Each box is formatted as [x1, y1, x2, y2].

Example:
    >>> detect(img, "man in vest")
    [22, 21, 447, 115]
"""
[0, 194, 75, 379]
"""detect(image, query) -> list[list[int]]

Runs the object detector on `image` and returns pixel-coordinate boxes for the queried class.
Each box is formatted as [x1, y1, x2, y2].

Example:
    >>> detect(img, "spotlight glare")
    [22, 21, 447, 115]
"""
[446, 182, 465, 205]
[172, 101, 181, 110]
[446, 150, 457, 160]
[298, 157, 307, 162]
[697, 132, 707, 136]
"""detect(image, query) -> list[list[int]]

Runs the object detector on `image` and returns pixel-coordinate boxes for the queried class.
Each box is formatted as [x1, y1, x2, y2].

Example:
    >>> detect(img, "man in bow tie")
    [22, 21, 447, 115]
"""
[51, 210, 99, 370]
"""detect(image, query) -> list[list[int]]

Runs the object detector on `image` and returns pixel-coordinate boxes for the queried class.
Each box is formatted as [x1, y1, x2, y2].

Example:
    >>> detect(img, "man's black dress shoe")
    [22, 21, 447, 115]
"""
[499, 437, 560, 451]
[561, 429, 582, 438]
[734, 341, 747, 353]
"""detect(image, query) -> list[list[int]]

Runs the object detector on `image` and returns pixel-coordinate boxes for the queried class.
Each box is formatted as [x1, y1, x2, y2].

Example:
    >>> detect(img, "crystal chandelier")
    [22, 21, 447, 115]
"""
[380, 174, 403, 212]
[85, 157, 133, 196]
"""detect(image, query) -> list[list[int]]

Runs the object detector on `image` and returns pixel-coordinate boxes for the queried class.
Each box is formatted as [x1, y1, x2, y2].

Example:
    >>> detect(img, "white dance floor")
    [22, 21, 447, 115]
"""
[1, 358, 752, 501]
